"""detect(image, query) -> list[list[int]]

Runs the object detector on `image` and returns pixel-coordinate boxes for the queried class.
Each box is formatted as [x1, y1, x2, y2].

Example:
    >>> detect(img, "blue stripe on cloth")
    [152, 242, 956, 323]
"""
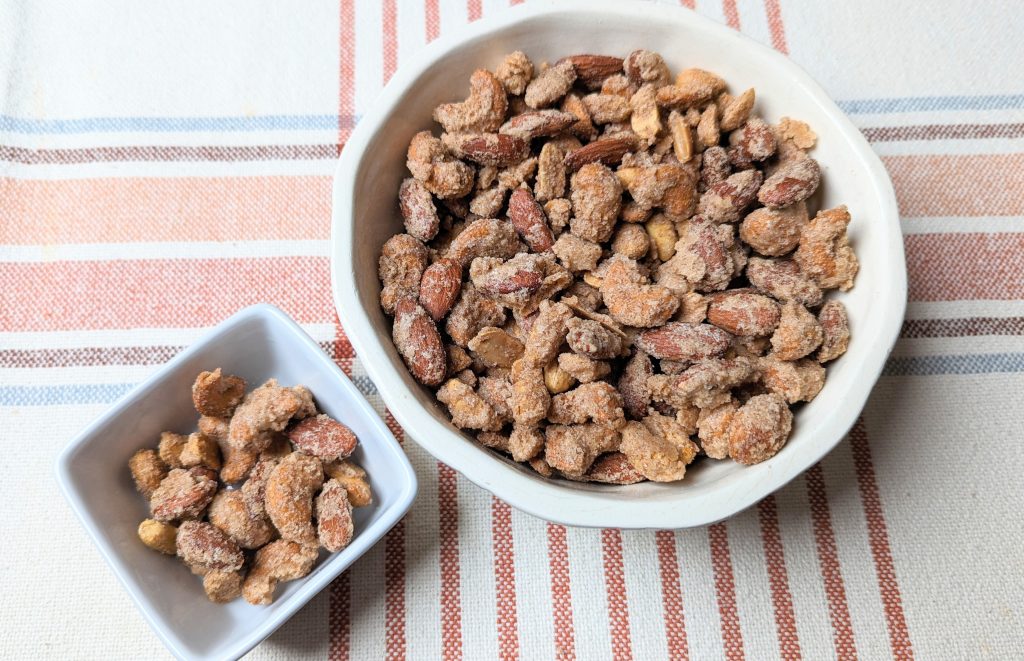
[882, 352, 1024, 377]
[0, 383, 135, 406]
[837, 94, 1024, 114]
[0, 114, 353, 134]
[3, 354, 1022, 406]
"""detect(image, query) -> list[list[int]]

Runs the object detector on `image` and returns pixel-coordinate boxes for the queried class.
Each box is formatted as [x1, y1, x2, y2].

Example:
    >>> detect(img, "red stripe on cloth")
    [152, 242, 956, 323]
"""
[906, 233, 1024, 301]
[334, 314, 356, 364]
[425, 0, 440, 42]
[848, 421, 915, 660]
[492, 498, 520, 661]
[0, 176, 331, 245]
[805, 465, 857, 660]
[383, 0, 398, 83]
[467, 0, 482, 21]
[438, 464, 464, 659]
[547, 523, 576, 661]
[385, 521, 408, 660]
[0, 258, 332, 332]
[601, 529, 633, 661]
[339, 0, 356, 150]
[708, 523, 745, 661]
[722, 0, 741, 29]
[763, 0, 788, 53]
[679, 0, 696, 9]
[757, 497, 802, 661]
[328, 571, 351, 661]
[383, 411, 407, 660]
[882, 153, 1024, 217]
[655, 530, 689, 660]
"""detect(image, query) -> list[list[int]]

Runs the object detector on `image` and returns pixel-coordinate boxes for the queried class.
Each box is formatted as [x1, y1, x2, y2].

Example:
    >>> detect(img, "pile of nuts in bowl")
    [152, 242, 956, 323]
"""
[128, 369, 372, 604]
[379, 49, 856, 485]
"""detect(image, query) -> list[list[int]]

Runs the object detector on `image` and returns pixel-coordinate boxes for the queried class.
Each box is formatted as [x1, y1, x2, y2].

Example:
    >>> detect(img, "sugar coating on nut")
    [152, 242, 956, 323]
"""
[192, 369, 246, 418]
[265, 451, 324, 546]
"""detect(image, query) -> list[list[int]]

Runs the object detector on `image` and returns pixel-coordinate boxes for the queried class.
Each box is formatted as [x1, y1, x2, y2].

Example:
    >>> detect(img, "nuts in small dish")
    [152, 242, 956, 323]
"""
[127, 369, 373, 604]
[378, 49, 858, 485]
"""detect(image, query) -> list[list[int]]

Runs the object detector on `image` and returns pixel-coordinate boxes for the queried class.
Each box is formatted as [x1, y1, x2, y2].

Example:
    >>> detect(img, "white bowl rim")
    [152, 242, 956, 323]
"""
[54, 303, 418, 660]
[331, 0, 906, 529]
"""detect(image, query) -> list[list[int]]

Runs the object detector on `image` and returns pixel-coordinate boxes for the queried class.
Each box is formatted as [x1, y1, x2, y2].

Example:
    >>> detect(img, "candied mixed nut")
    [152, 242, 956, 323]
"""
[128, 369, 373, 604]
[379, 50, 858, 484]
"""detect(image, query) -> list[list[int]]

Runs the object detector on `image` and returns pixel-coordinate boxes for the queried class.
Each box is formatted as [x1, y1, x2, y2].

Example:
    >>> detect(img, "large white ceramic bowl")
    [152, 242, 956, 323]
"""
[331, 0, 905, 529]
[56, 305, 417, 660]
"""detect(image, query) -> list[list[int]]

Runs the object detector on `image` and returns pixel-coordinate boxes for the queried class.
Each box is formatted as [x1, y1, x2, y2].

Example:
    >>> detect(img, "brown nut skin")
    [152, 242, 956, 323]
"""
[745, 257, 823, 307]
[418, 259, 465, 323]
[393, 297, 447, 387]
[192, 368, 246, 418]
[559, 54, 624, 89]
[288, 414, 358, 462]
[265, 452, 324, 546]
[399, 178, 440, 242]
[242, 540, 319, 606]
[758, 157, 821, 208]
[176, 520, 244, 573]
[816, 300, 850, 363]
[129, 449, 167, 499]
[706, 290, 782, 337]
[727, 393, 793, 465]
[634, 322, 732, 362]
[316, 479, 355, 552]
[149, 467, 218, 522]
[508, 188, 555, 252]
[584, 452, 646, 484]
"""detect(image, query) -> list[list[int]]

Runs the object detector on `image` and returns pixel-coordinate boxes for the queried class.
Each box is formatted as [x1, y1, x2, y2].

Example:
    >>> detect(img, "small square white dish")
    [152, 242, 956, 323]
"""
[55, 303, 417, 660]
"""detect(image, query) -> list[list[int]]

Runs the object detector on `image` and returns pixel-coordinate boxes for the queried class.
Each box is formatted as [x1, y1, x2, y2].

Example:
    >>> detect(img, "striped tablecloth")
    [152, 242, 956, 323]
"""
[2, 1, 1021, 659]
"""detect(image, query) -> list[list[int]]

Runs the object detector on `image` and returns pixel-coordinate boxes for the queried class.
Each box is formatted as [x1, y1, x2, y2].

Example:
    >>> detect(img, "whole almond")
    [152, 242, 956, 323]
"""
[419, 258, 463, 321]
[634, 322, 732, 361]
[398, 178, 439, 242]
[585, 452, 646, 484]
[618, 350, 653, 419]
[563, 135, 637, 172]
[393, 298, 447, 386]
[508, 188, 555, 252]
[698, 169, 763, 223]
[727, 117, 777, 169]
[499, 110, 578, 139]
[816, 300, 850, 363]
[441, 132, 530, 167]
[176, 520, 245, 572]
[758, 156, 821, 208]
[149, 467, 218, 522]
[706, 289, 782, 336]
[287, 414, 358, 461]
[745, 257, 823, 307]
[559, 54, 624, 89]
